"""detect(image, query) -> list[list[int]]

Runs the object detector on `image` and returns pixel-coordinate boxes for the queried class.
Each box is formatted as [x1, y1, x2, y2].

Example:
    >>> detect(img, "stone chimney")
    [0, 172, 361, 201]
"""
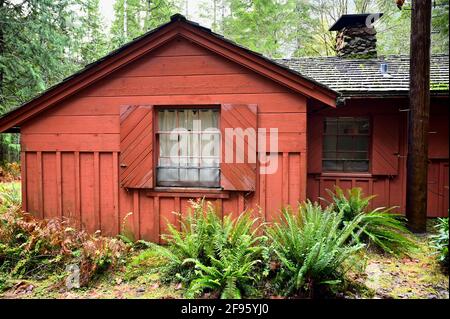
[329, 13, 383, 58]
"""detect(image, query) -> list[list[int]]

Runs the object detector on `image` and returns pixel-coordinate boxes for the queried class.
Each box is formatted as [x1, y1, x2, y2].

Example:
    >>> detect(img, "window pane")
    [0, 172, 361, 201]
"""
[179, 167, 199, 182]
[354, 136, 369, 151]
[159, 134, 178, 159]
[199, 109, 218, 130]
[199, 168, 220, 183]
[337, 136, 353, 151]
[338, 119, 357, 135]
[357, 120, 370, 134]
[157, 108, 220, 187]
[337, 152, 354, 159]
[324, 118, 337, 134]
[158, 110, 177, 131]
[323, 160, 343, 171]
[180, 132, 200, 163]
[157, 168, 179, 182]
[323, 136, 337, 151]
[322, 117, 370, 172]
[323, 152, 337, 160]
[352, 152, 368, 160]
[344, 160, 369, 172]
[201, 132, 220, 162]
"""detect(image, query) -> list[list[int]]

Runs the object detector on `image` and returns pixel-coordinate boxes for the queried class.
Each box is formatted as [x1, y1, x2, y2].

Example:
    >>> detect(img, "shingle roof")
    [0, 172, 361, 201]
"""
[276, 54, 449, 97]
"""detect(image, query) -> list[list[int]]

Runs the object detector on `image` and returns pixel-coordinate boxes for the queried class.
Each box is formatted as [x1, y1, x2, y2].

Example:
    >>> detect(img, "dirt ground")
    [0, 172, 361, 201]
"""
[345, 237, 449, 299]
[1, 237, 448, 299]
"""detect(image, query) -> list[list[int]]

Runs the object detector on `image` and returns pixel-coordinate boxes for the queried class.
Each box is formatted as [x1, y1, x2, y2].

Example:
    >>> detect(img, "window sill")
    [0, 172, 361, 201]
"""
[317, 172, 373, 178]
[146, 187, 230, 199]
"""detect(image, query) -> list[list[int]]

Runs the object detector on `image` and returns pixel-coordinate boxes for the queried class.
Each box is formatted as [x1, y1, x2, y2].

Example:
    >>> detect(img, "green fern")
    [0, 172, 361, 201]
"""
[325, 186, 418, 256]
[267, 201, 365, 297]
[152, 199, 268, 298]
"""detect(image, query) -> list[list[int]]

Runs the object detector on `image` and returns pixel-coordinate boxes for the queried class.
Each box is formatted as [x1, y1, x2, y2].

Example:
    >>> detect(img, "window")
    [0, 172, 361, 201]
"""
[156, 108, 220, 187]
[322, 117, 370, 172]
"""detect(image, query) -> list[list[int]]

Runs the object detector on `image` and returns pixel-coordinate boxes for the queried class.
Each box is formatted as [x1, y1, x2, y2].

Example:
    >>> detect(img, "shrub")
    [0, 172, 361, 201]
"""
[430, 217, 448, 268]
[0, 162, 20, 183]
[152, 199, 268, 299]
[0, 205, 130, 289]
[325, 186, 418, 256]
[267, 201, 365, 297]
[0, 182, 21, 213]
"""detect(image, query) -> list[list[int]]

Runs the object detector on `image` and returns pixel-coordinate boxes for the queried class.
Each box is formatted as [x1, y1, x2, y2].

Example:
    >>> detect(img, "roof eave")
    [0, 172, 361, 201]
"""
[0, 14, 338, 132]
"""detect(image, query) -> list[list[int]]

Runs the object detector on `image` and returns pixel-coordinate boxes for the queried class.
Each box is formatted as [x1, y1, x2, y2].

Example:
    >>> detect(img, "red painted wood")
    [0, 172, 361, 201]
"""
[99, 153, 116, 236]
[259, 113, 305, 133]
[22, 116, 118, 134]
[61, 152, 76, 220]
[220, 104, 257, 191]
[46, 93, 306, 117]
[119, 105, 154, 188]
[21, 133, 119, 152]
[56, 151, 62, 217]
[114, 54, 246, 77]
[20, 152, 27, 212]
[42, 152, 58, 219]
[80, 153, 97, 232]
[37, 152, 44, 219]
[83, 73, 288, 97]
[429, 116, 449, 159]
[307, 115, 323, 174]
[25, 152, 38, 215]
[372, 115, 400, 175]
[282, 152, 289, 204]
[11, 29, 447, 242]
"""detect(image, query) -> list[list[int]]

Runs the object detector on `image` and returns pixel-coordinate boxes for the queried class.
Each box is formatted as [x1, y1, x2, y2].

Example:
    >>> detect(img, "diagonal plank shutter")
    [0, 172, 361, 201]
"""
[372, 114, 400, 175]
[120, 105, 154, 188]
[307, 115, 323, 174]
[220, 104, 257, 191]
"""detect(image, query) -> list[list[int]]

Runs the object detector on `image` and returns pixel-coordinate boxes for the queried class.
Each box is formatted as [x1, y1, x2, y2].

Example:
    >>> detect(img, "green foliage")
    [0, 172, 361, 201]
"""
[0, 191, 131, 287]
[267, 201, 365, 297]
[324, 187, 376, 223]
[325, 186, 418, 256]
[0, 0, 110, 115]
[110, 0, 180, 48]
[151, 199, 268, 299]
[0, 182, 21, 213]
[430, 217, 449, 267]
[431, 0, 449, 54]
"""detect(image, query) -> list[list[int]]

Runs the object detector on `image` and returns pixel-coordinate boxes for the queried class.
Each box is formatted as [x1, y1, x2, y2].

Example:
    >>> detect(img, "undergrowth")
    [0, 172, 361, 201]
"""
[0, 204, 131, 292]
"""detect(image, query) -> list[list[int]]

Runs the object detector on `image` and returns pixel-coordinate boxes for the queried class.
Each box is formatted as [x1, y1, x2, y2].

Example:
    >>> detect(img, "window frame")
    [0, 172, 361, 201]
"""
[321, 116, 372, 173]
[154, 105, 221, 189]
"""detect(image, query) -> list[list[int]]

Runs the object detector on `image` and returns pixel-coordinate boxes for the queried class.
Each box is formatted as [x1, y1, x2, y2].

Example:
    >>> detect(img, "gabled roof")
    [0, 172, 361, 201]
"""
[0, 14, 337, 132]
[277, 54, 449, 97]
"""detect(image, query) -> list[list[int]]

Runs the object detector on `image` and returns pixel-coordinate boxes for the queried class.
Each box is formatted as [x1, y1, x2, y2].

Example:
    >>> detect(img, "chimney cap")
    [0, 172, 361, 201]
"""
[329, 13, 383, 31]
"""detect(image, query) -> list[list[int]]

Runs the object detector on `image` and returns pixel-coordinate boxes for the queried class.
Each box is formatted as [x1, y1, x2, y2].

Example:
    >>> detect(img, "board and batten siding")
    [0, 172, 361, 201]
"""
[307, 98, 449, 218]
[19, 37, 308, 241]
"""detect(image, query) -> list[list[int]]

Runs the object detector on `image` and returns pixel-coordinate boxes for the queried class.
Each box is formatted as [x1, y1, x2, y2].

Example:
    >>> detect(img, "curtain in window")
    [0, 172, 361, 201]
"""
[157, 108, 219, 187]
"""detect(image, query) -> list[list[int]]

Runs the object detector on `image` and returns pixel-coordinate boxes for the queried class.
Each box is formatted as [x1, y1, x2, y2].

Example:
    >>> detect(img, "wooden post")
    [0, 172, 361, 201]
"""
[406, 0, 432, 233]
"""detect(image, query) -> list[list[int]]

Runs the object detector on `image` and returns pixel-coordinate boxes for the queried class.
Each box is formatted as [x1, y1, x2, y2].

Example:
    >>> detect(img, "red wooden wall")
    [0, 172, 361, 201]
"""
[19, 37, 308, 241]
[307, 98, 449, 217]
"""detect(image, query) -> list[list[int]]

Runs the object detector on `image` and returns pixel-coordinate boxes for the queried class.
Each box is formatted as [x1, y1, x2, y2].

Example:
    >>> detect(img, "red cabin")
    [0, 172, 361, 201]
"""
[0, 14, 448, 241]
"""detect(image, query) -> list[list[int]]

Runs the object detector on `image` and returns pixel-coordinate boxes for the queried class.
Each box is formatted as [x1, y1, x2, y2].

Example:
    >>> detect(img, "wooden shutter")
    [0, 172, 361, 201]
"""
[220, 104, 257, 191]
[372, 114, 400, 175]
[307, 115, 323, 174]
[119, 105, 154, 188]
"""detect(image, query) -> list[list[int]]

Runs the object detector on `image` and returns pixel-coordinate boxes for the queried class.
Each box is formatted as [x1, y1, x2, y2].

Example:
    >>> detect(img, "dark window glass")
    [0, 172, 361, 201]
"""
[322, 117, 370, 172]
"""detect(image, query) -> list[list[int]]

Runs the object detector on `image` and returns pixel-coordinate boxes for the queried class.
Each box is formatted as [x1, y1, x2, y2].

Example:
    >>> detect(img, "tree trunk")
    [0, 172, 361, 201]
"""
[406, 0, 432, 233]
[0, 0, 5, 163]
